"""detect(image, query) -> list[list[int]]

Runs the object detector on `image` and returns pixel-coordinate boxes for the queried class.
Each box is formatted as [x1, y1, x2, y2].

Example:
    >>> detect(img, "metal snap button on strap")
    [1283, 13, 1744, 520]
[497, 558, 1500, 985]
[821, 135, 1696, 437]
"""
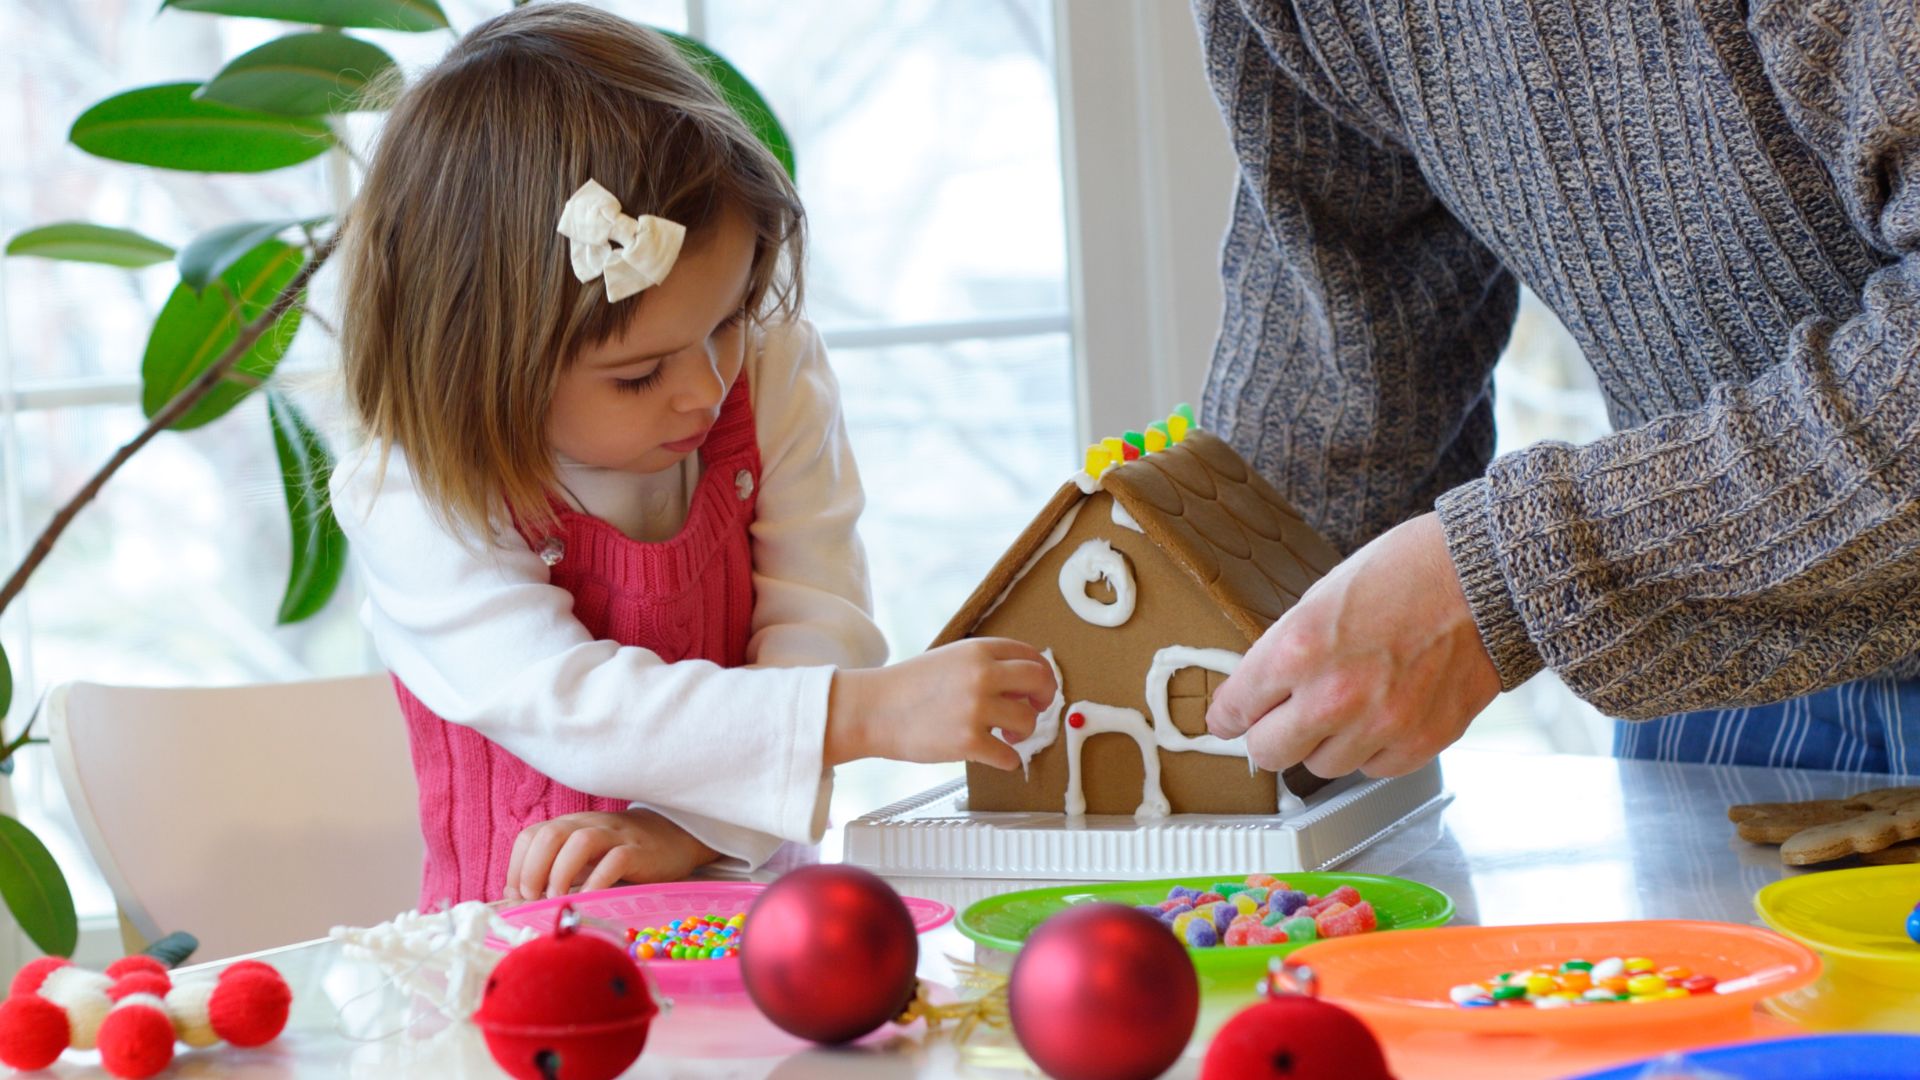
[538, 537, 565, 566]
[735, 469, 755, 501]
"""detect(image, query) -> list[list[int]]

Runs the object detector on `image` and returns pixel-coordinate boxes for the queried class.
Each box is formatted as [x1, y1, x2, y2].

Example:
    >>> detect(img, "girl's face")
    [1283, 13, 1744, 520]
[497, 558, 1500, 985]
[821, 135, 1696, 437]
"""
[549, 202, 756, 475]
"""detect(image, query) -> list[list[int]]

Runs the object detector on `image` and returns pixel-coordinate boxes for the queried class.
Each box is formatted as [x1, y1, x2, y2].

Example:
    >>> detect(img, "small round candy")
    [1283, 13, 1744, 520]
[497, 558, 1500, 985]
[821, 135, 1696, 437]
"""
[1907, 903, 1920, 945]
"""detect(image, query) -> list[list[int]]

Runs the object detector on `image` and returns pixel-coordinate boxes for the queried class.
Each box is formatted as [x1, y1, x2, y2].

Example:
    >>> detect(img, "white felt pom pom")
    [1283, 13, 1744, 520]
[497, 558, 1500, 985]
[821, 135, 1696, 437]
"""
[165, 979, 220, 1048]
[41, 967, 113, 1049]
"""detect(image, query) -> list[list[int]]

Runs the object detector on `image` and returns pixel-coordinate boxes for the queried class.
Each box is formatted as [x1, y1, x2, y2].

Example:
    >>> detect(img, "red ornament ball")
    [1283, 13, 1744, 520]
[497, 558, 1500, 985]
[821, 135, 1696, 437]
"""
[1009, 903, 1199, 1080]
[207, 966, 293, 1048]
[103, 956, 169, 986]
[9, 957, 69, 998]
[474, 912, 658, 1080]
[0, 993, 70, 1070]
[741, 865, 920, 1044]
[96, 999, 176, 1080]
[1199, 995, 1394, 1080]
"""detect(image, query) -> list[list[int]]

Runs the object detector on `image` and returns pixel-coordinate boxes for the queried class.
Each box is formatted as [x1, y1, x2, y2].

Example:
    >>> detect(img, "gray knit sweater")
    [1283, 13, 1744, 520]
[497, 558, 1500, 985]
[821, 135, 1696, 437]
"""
[1196, 0, 1920, 719]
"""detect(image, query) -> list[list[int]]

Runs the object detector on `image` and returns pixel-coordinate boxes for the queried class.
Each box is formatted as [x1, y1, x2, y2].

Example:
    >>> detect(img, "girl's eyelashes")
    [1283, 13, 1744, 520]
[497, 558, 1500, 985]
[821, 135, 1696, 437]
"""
[716, 307, 749, 332]
[612, 367, 666, 394]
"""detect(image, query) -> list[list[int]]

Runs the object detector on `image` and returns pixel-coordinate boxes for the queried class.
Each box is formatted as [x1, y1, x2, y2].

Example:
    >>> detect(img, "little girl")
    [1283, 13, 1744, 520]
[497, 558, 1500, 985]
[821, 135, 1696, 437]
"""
[331, 3, 1053, 908]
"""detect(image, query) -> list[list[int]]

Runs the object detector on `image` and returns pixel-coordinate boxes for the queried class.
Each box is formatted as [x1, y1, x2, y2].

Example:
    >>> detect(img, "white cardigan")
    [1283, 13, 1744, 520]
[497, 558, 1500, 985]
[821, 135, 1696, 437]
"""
[331, 320, 889, 869]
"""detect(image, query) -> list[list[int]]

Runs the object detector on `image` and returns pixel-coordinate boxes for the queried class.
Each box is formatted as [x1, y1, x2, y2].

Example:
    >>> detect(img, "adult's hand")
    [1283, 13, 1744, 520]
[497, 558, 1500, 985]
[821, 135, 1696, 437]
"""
[1206, 512, 1502, 778]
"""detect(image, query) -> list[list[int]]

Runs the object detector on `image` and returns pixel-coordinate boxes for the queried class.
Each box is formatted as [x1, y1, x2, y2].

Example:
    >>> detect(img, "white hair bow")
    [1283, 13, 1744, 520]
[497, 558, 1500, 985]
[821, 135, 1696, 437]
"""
[555, 179, 687, 302]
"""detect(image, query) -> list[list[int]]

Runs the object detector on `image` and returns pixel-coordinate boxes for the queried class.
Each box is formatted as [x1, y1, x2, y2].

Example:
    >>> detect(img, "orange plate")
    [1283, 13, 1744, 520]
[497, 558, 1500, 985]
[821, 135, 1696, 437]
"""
[1291, 921, 1820, 1041]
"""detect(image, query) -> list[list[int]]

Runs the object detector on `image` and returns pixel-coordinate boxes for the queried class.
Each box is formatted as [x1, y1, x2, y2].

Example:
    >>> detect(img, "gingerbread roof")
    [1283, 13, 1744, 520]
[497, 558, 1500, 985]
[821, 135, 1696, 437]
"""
[933, 428, 1343, 647]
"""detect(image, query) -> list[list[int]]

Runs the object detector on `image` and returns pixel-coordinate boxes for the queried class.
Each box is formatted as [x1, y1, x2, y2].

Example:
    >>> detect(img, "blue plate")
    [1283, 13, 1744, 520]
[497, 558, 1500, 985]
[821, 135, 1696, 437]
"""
[1569, 1035, 1920, 1079]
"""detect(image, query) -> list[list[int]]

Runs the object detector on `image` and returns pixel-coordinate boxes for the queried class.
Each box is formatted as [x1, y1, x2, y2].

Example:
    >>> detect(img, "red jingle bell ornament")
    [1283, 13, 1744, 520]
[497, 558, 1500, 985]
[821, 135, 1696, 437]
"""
[473, 905, 660, 1080]
[1009, 902, 1199, 1080]
[741, 865, 921, 1044]
[1198, 960, 1394, 1080]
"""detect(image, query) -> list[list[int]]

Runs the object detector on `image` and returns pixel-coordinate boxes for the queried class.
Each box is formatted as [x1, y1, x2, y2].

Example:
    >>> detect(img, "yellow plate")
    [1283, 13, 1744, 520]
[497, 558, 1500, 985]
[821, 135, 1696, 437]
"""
[1755, 864, 1920, 991]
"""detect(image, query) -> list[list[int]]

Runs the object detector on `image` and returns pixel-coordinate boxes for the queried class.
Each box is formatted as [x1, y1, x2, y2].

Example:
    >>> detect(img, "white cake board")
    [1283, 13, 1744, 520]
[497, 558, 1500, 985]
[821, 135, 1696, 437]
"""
[843, 759, 1448, 881]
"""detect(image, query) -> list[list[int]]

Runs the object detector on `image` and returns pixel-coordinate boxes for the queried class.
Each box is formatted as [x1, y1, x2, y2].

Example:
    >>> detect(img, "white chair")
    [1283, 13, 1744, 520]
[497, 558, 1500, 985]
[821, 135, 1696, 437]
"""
[45, 674, 424, 962]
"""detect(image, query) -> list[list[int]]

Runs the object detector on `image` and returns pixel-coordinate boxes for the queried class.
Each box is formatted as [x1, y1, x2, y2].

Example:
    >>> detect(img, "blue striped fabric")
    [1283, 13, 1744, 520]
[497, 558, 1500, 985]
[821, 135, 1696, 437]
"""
[1615, 677, 1920, 774]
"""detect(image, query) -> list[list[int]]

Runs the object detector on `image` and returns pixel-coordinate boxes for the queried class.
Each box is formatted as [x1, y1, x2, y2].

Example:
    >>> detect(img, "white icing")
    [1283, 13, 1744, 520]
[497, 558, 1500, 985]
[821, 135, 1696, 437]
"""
[1144, 645, 1305, 815]
[1058, 538, 1136, 627]
[1003, 648, 1066, 777]
[1110, 496, 1144, 533]
[1062, 701, 1170, 818]
[1071, 470, 1100, 494]
[978, 500, 1083, 623]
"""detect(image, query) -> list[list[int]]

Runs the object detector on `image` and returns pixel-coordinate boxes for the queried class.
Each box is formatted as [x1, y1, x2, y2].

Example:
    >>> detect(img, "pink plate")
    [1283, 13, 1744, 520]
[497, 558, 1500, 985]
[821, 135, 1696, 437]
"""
[497, 881, 954, 998]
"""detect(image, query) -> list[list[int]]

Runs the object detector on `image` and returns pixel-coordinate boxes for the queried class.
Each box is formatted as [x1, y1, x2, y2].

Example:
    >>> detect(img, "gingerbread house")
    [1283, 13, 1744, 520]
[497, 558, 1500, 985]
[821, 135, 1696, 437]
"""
[932, 408, 1346, 817]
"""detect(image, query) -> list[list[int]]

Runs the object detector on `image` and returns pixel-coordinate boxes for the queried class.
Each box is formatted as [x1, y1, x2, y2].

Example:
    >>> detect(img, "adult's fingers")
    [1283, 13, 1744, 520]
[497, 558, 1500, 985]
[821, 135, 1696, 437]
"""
[1208, 628, 1303, 740]
[1357, 743, 1428, 779]
[546, 828, 617, 899]
[1301, 727, 1377, 781]
[1240, 697, 1327, 774]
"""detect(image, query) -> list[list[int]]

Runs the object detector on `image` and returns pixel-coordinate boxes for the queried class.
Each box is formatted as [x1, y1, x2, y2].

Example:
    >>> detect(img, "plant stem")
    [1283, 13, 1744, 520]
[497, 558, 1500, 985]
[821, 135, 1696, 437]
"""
[0, 235, 337, 618]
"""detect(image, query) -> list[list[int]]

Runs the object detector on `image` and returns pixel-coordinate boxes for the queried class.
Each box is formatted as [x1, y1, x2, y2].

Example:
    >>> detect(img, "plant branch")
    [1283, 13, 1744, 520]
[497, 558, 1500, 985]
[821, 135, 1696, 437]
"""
[0, 234, 338, 618]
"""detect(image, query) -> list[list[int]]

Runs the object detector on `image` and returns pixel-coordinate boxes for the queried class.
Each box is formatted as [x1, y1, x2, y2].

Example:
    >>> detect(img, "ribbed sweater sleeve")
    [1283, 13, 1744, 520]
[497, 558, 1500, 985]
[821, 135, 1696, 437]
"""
[1437, 0, 1920, 714]
[1195, 0, 1521, 560]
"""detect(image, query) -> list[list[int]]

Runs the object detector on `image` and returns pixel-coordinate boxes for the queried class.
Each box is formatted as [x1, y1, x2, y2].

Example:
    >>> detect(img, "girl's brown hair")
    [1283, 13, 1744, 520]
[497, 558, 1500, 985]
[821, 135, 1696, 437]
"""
[339, 2, 803, 539]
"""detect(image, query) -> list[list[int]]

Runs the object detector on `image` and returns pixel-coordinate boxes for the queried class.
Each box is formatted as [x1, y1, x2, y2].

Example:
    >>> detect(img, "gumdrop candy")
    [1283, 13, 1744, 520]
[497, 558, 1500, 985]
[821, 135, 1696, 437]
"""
[1240, 887, 1270, 906]
[1282, 916, 1317, 943]
[1323, 885, 1363, 909]
[1261, 908, 1288, 927]
[1244, 874, 1283, 891]
[1318, 901, 1376, 938]
[1248, 924, 1289, 946]
[1272, 890, 1310, 916]
[1172, 912, 1198, 939]
[1213, 904, 1237, 935]
[1224, 916, 1258, 947]
[1302, 896, 1339, 919]
[1195, 892, 1225, 906]
[1216, 883, 1246, 898]
[1186, 918, 1220, 948]
[1135, 904, 1166, 919]
[1231, 893, 1260, 915]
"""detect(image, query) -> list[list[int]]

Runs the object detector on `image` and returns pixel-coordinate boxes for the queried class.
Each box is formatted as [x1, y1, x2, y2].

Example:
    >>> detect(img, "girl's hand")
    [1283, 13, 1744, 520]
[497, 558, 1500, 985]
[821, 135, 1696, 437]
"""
[503, 808, 718, 901]
[826, 638, 1056, 770]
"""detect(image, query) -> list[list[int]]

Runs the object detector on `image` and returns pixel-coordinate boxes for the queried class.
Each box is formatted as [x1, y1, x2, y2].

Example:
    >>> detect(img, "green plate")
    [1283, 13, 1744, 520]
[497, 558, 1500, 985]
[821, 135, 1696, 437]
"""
[958, 872, 1455, 991]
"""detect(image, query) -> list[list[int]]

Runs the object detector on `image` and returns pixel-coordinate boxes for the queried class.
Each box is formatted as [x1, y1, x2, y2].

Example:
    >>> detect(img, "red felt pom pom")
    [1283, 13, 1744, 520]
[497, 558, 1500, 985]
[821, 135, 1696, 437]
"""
[0, 993, 71, 1070]
[1009, 903, 1199, 1080]
[1198, 995, 1394, 1080]
[474, 910, 656, 1080]
[108, 972, 172, 1002]
[9, 956, 70, 998]
[221, 959, 278, 982]
[96, 998, 175, 1080]
[207, 967, 291, 1048]
[103, 956, 168, 986]
[741, 865, 920, 1045]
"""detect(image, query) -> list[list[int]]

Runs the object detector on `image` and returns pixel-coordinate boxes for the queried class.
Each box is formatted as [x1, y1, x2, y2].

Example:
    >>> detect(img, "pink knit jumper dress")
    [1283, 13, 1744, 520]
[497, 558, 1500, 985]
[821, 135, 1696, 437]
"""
[393, 372, 760, 908]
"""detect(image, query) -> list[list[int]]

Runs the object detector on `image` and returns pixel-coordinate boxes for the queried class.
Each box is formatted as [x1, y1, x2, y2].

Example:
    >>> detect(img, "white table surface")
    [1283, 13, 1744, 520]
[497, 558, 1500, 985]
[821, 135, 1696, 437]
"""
[37, 748, 1907, 1078]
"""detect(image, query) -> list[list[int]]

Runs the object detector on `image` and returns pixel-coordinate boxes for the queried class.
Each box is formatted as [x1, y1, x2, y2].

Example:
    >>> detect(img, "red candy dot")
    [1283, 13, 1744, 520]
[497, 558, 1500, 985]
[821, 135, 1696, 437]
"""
[1067, 712, 1085, 729]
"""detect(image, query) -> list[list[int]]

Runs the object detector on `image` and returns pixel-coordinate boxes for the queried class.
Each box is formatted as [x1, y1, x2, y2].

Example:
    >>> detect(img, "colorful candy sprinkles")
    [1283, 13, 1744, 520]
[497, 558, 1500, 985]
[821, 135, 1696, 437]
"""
[1135, 874, 1380, 949]
[1451, 957, 1718, 1008]
[625, 912, 744, 961]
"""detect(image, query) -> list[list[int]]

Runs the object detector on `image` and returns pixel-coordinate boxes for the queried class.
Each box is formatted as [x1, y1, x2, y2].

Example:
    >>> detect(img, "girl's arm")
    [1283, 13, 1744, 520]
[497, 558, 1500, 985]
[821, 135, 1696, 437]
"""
[332, 448, 840, 852]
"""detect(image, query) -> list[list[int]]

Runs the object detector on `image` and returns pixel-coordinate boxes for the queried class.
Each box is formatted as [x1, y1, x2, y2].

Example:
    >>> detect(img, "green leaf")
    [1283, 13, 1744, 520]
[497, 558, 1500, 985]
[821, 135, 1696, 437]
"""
[195, 32, 398, 116]
[267, 394, 347, 624]
[177, 217, 327, 294]
[661, 31, 796, 180]
[142, 240, 306, 431]
[161, 0, 448, 32]
[5, 223, 174, 268]
[70, 82, 333, 173]
[0, 814, 77, 958]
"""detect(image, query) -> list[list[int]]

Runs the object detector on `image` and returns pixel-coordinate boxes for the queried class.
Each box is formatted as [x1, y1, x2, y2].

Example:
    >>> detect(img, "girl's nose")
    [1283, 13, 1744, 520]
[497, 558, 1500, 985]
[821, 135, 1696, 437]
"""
[671, 356, 726, 412]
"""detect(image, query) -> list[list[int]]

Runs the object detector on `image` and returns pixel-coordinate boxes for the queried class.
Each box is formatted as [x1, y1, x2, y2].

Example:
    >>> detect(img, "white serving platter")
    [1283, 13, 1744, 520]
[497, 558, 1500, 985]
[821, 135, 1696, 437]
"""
[843, 758, 1448, 881]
